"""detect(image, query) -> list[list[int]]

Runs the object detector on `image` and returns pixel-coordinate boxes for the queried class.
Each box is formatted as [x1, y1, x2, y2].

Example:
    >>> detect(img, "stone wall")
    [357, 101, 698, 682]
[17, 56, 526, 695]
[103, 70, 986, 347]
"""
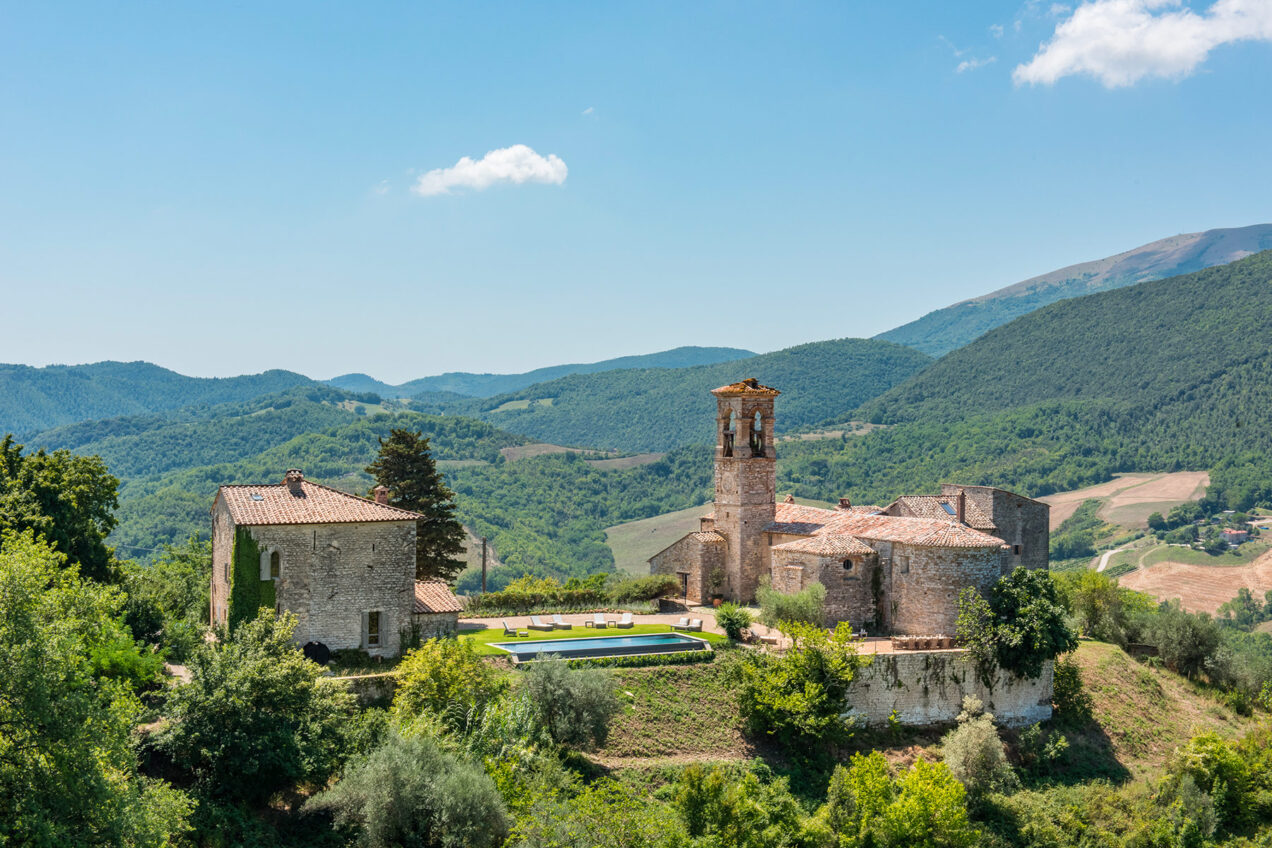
[943, 485, 1050, 575]
[413, 611, 459, 640]
[210, 500, 234, 626]
[846, 651, 1054, 728]
[887, 542, 1000, 635]
[769, 549, 878, 631]
[215, 520, 416, 658]
[714, 458, 776, 603]
[650, 533, 724, 603]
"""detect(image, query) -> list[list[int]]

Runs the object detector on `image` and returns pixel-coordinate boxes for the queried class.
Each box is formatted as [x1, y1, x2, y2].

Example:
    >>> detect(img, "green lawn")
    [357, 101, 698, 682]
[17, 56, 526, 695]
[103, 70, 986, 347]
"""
[458, 623, 727, 656]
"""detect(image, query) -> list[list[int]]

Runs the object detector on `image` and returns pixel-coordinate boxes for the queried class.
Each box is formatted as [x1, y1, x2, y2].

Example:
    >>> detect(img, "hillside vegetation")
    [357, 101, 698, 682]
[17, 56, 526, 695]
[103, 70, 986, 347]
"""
[327, 345, 755, 398]
[782, 250, 1272, 507]
[430, 338, 932, 452]
[0, 360, 316, 436]
[877, 223, 1272, 356]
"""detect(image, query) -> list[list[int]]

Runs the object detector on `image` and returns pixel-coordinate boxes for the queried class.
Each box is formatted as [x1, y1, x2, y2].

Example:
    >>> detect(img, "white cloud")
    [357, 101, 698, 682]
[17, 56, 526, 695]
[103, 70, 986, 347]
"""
[1014, 0, 1272, 87]
[372, 180, 389, 196]
[957, 55, 999, 72]
[411, 145, 568, 197]
[990, 22, 1006, 36]
[582, 106, 595, 115]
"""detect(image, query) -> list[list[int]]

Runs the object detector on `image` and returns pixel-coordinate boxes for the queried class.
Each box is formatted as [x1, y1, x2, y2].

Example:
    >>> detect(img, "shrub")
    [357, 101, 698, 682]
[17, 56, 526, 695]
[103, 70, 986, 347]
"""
[756, 580, 826, 628]
[940, 697, 1018, 802]
[1051, 654, 1093, 722]
[566, 649, 716, 669]
[957, 567, 1078, 683]
[1017, 722, 1069, 777]
[715, 602, 752, 640]
[1141, 600, 1222, 680]
[159, 610, 358, 800]
[520, 658, 619, 750]
[606, 574, 681, 602]
[393, 638, 507, 730]
[304, 732, 509, 848]
[673, 764, 808, 848]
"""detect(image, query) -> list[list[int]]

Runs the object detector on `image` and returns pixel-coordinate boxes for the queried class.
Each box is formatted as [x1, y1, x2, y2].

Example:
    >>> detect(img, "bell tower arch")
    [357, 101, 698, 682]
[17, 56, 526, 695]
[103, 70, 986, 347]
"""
[711, 378, 779, 602]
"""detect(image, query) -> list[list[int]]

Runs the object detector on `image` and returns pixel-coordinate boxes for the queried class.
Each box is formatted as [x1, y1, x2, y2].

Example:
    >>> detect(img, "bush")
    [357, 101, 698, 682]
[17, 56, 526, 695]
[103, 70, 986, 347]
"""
[520, 658, 619, 750]
[159, 610, 358, 800]
[566, 649, 716, 670]
[673, 763, 809, 847]
[304, 732, 509, 848]
[715, 602, 752, 640]
[957, 567, 1078, 682]
[606, 574, 681, 602]
[756, 580, 826, 628]
[393, 638, 507, 730]
[1141, 600, 1222, 680]
[940, 697, 1018, 802]
[1051, 654, 1093, 722]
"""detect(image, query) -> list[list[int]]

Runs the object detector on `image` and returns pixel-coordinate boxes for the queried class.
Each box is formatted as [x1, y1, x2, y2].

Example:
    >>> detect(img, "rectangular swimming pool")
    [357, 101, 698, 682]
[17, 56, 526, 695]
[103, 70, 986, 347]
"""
[491, 632, 710, 662]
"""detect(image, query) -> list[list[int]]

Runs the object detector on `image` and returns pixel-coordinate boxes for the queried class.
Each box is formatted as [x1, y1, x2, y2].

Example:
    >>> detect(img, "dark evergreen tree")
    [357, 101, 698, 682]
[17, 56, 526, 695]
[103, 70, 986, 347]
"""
[365, 428, 466, 582]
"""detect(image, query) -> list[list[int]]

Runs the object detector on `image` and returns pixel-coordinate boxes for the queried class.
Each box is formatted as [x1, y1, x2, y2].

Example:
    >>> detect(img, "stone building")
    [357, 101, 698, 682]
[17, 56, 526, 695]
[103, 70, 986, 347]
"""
[211, 469, 461, 657]
[650, 380, 1049, 635]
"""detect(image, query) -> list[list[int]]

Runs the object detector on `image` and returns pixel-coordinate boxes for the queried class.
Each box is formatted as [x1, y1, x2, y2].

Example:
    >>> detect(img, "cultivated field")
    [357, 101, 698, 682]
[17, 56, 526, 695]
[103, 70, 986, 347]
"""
[585, 452, 665, 471]
[1039, 471, 1209, 531]
[1118, 548, 1272, 614]
[499, 442, 604, 462]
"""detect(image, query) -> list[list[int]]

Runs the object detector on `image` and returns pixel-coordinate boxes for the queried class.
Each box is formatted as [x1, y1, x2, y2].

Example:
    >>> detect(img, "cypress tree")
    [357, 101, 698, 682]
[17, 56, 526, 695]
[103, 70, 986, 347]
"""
[366, 429, 466, 583]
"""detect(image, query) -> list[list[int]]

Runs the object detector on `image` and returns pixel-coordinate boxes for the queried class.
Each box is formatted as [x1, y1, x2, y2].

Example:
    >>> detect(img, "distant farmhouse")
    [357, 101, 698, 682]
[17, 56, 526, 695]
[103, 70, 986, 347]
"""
[211, 470, 461, 658]
[651, 379, 1049, 636]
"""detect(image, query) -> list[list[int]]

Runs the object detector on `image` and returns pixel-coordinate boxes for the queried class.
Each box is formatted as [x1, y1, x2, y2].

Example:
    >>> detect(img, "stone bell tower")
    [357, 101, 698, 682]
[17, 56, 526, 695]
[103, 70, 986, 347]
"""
[711, 378, 779, 602]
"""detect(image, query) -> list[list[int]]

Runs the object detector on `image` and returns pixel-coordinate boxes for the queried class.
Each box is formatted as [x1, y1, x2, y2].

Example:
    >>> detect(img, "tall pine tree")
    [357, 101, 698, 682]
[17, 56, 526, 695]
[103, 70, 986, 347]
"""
[365, 429, 466, 583]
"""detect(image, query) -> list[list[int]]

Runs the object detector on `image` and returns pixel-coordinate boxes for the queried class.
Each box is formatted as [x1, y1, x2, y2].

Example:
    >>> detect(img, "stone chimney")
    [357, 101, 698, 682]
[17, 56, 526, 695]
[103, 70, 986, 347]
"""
[783, 494, 796, 504]
[837, 497, 852, 511]
[956, 490, 966, 524]
[373, 485, 390, 505]
[700, 516, 716, 532]
[284, 469, 304, 495]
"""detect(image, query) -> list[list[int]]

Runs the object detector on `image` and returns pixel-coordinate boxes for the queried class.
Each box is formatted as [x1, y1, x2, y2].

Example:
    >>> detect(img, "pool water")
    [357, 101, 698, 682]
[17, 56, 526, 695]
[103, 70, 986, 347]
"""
[492, 632, 709, 661]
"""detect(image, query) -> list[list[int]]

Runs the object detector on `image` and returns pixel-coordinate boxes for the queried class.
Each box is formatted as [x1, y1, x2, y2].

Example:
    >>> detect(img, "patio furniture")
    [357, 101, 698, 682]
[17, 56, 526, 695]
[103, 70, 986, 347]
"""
[688, 619, 703, 632]
[585, 613, 606, 628]
[502, 621, 528, 638]
[528, 616, 554, 631]
[615, 612, 634, 628]
[551, 614, 573, 629]
[670, 617, 692, 631]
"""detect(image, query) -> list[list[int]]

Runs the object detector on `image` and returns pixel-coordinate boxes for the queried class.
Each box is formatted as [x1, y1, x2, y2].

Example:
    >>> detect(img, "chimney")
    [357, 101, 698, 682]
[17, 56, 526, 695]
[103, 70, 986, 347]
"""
[783, 494, 796, 504]
[373, 485, 390, 505]
[284, 469, 304, 495]
[956, 490, 966, 524]
[837, 497, 852, 511]
[700, 516, 715, 532]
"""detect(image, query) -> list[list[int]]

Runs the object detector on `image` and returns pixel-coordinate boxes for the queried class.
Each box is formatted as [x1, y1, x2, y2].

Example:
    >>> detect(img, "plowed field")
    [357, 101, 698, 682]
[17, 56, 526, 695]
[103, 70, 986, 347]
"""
[1118, 550, 1272, 614]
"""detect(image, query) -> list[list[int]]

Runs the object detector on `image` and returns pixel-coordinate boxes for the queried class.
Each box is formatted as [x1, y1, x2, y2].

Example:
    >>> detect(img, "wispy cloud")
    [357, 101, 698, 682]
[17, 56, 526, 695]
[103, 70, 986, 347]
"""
[990, 23, 1006, 37]
[1014, 0, 1272, 87]
[411, 145, 568, 197]
[957, 55, 999, 72]
[372, 180, 389, 196]
[582, 106, 595, 116]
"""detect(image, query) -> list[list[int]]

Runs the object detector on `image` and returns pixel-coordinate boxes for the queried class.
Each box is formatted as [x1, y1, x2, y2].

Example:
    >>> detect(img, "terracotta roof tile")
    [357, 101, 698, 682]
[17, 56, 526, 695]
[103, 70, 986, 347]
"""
[772, 534, 874, 557]
[414, 581, 463, 614]
[711, 377, 781, 396]
[884, 495, 997, 531]
[692, 530, 727, 543]
[217, 479, 423, 526]
[821, 512, 1005, 548]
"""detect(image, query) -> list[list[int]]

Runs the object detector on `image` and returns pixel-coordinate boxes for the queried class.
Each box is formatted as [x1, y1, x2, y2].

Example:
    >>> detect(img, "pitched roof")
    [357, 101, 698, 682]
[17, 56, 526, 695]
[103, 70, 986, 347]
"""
[822, 512, 1005, 549]
[711, 377, 780, 397]
[772, 534, 874, 557]
[217, 479, 423, 526]
[414, 581, 463, 614]
[884, 495, 997, 531]
[691, 530, 727, 544]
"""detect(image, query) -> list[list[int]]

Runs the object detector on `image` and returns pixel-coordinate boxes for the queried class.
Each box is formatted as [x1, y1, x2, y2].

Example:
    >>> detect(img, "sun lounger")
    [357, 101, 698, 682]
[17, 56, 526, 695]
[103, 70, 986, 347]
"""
[688, 619, 703, 632]
[551, 614, 573, 629]
[585, 613, 606, 628]
[615, 612, 634, 628]
[670, 617, 692, 631]
[502, 621, 528, 638]
[528, 616, 554, 631]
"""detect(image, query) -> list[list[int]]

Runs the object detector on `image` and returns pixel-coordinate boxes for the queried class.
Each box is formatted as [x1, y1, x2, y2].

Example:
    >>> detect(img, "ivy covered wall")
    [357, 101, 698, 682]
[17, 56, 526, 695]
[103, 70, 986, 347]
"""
[228, 527, 275, 629]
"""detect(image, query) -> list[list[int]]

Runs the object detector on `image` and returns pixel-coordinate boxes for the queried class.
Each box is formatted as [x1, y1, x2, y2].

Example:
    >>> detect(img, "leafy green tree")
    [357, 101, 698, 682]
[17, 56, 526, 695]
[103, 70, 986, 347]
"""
[737, 621, 866, 755]
[1056, 569, 1153, 645]
[715, 602, 753, 640]
[121, 535, 211, 660]
[366, 428, 467, 582]
[1141, 601, 1222, 680]
[392, 637, 507, 731]
[757, 580, 826, 628]
[957, 567, 1077, 682]
[939, 697, 1018, 803]
[0, 532, 193, 846]
[673, 763, 809, 848]
[305, 731, 509, 848]
[521, 658, 619, 750]
[512, 778, 684, 848]
[159, 610, 358, 800]
[0, 435, 120, 582]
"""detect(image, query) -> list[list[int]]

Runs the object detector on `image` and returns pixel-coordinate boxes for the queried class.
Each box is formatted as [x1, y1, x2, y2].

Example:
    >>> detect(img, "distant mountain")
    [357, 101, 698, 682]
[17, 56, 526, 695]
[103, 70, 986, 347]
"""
[0, 361, 316, 437]
[877, 224, 1272, 357]
[431, 338, 932, 452]
[325, 345, 757, 398]
[780, 249, 1272, 507]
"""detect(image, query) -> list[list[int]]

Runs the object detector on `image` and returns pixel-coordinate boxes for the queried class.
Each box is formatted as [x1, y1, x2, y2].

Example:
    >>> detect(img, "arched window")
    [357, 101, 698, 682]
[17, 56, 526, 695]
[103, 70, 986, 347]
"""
[722, 410, 736, 457]
[270, 550, 280, 579]
[749, 410, 766, 457]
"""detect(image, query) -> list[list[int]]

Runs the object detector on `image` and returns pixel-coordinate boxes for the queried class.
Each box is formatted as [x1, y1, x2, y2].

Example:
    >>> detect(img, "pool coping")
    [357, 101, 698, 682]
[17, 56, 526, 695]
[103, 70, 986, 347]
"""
[489, 632, 713, 664]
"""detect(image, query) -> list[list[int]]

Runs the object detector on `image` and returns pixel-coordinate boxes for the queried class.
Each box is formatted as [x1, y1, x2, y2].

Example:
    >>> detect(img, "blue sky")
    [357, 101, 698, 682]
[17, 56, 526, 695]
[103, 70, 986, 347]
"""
[3, 1, 1270, 382]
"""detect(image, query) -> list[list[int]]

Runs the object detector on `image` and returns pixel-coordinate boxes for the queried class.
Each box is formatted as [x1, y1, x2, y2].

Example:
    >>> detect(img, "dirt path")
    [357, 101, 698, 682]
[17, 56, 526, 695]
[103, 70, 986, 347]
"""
[1096, 545, 1131, 573]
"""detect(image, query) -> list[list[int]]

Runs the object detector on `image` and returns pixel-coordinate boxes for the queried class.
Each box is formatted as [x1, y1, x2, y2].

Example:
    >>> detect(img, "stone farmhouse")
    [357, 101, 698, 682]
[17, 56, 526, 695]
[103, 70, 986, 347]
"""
[650, 380, 1049, 636]
[211, 469, 462, 658]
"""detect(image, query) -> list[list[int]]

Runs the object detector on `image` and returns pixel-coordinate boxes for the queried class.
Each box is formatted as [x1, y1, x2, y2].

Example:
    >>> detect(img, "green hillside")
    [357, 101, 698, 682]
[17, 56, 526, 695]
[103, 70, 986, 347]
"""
[780, 250, 1272, 507]
[0, 360, 316, 436]
[431, 338, 932, 452]
[877, 224, 1272, 356]
[326, 345, 756, 398]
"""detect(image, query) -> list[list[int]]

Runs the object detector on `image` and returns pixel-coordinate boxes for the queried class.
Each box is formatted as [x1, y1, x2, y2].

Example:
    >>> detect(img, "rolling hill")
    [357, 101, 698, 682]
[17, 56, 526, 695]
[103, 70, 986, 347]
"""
[427, 338, 933, 452]
[779, 249, 1272, 508]
[877, 224, 1272, 357]
[0, 361, 317, 437]
[325, 345, 756, 398]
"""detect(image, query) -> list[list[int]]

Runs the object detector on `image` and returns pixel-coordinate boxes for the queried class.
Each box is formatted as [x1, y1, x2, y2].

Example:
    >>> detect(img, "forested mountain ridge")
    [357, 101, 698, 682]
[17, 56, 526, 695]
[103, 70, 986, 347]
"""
[781, 250, 1272, 509]
[0, 360, 316, 436]
[877, 223, 1272, 357]
[423, 338, 933, 452]
[326, 345, 757, 398]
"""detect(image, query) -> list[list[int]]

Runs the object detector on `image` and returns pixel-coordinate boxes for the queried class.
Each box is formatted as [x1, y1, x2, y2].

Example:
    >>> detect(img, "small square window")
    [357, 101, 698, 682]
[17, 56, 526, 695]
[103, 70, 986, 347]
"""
[1013, 545, 1022, 556]
[899, 556, 910, 574]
